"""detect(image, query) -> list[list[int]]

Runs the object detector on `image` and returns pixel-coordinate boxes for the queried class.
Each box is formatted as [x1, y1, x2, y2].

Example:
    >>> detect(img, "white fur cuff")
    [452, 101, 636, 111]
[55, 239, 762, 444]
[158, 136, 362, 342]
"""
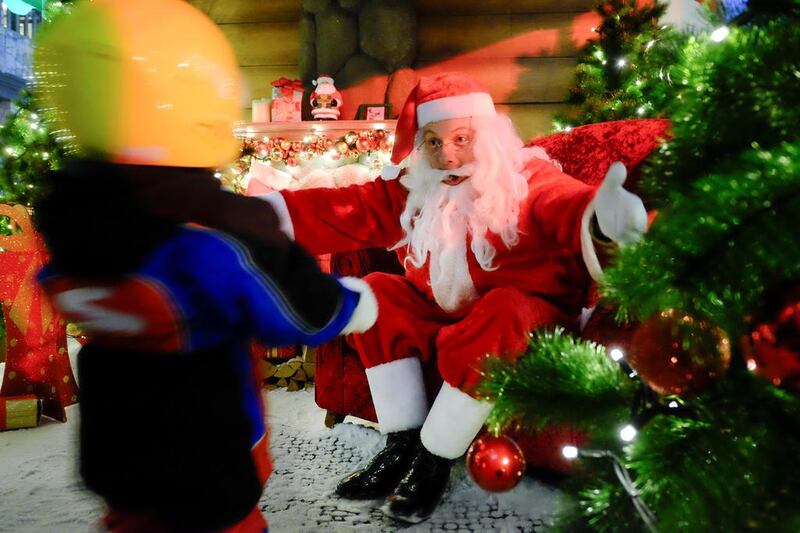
[420, 382, 493, 459]
[580, 200, 604, 282]
[365, 358, 429, 433]
[257, 191, 295, 240]
[339, 277, 378, 335]
[381, 165, 402, 180]
[339, 277, 379, 334]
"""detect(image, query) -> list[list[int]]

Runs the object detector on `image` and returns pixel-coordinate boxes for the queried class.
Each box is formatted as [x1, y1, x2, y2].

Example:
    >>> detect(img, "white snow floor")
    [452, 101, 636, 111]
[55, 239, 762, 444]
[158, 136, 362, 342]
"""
[0, 341, 560, 532]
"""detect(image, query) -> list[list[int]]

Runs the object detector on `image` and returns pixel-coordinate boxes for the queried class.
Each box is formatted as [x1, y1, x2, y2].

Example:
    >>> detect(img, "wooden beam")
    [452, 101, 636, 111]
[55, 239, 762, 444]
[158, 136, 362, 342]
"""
[417, 12, 598, 61]
[414, 0, 597, 15]
[498, 103, 571, 140]
[187, 0, 217, 18]
[241, 65, 301, 100]
[189, 0, 303, 23]
[416, 57, 577, 104]
[218, 23, 299, 67]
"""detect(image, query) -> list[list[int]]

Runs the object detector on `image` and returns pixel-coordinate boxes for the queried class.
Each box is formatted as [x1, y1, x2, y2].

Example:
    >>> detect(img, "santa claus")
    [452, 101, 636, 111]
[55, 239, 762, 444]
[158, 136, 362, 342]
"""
[260, 73, 646, 523]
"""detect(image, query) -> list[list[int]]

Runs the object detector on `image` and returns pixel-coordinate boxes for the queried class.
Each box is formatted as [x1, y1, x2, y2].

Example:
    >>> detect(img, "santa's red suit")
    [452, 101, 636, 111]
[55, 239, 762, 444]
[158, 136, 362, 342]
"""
[263, 153, 601, 455]
[260, 72, 646, 523]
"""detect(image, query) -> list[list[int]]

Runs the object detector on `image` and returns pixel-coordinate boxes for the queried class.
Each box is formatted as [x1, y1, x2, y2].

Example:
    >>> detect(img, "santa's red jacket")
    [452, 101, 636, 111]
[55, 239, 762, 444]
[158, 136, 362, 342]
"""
[268, 157, 598, 390]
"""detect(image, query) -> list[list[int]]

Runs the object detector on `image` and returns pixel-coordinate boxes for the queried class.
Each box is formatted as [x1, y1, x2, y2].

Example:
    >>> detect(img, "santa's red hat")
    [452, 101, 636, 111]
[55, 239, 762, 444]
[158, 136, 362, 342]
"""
[383, 72, 496, 179]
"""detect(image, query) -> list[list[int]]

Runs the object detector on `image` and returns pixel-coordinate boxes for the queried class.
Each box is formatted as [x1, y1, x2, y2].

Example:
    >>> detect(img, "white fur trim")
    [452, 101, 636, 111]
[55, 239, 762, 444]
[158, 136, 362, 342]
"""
[430, 241, 478, 313]
[417, 93, 496, 129]
[521, 145, 563, 171]
[366, 358, 429, 433]
[420, 382, 494, 459]
[338, 277, 379, 334]
[581, 200, 604, 282]
[578, 305, 596, 332]
[258, 192, 295, 240]
[381, 165, 402, 180]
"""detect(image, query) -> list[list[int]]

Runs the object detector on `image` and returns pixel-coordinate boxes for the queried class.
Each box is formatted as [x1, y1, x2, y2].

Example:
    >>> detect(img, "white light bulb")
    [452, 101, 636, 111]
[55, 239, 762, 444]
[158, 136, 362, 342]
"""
[610, 348, 624, 362]
[668, 400, 679, 409]
[213, 172, 222, 179]
[637, 106, 646, 116]
[747, 359, 758, 371]
[562, 445, 579, 459]
[617, 58, 627, 68]
[620, 424, 638, 442]
[711, 26, 730, 42]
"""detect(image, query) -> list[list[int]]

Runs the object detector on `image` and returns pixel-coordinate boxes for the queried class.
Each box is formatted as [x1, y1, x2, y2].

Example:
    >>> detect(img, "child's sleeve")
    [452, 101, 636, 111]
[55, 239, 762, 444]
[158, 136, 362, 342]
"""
[193, 230, 377, 347]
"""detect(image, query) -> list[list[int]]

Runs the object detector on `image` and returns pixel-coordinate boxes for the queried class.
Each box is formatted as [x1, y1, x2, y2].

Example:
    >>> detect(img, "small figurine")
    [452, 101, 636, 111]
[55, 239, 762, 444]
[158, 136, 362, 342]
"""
[310, 74, 343, 120]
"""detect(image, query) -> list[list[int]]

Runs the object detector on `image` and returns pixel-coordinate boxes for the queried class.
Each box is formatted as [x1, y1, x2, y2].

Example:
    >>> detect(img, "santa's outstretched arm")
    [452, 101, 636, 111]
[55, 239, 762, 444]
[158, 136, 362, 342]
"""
[259, 178, 410, 255]
[527, 159, 647, 280]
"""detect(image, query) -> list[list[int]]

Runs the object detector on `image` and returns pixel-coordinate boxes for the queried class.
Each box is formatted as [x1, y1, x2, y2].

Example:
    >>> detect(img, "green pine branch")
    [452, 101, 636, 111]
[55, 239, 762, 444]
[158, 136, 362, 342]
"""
[558, 380, 800, 532]
[554, 0, 687, 130]
[640, 18, 800, 204]
[603, 139, 800, 337]
[477, 328, 636, 444]
[0, 90, 69, 207]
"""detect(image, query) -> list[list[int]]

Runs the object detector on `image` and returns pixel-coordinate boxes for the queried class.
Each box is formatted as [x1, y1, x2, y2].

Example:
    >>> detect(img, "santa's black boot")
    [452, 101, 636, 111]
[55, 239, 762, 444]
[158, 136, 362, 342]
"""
[335, 428, 419, 499]
[380, 444, 453, 524]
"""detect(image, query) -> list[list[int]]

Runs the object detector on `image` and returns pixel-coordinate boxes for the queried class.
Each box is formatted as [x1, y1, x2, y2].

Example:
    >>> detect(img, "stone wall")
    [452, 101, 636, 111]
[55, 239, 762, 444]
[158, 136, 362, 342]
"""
[300, 0, 416, 120]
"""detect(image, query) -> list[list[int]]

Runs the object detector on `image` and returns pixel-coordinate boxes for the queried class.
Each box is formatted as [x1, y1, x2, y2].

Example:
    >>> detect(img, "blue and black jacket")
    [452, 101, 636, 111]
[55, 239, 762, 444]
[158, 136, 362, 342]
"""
[34, 161, 360, 532]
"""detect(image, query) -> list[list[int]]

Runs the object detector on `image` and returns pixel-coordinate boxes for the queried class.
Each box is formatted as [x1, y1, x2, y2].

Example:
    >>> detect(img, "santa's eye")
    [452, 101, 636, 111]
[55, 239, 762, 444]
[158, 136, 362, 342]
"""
[454, 135, 471, 146]
[427, 139, 442, 149]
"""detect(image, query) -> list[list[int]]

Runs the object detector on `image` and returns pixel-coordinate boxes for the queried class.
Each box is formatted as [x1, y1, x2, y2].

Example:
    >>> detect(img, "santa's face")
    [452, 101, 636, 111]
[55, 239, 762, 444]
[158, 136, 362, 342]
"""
[420, 118, 475, 186]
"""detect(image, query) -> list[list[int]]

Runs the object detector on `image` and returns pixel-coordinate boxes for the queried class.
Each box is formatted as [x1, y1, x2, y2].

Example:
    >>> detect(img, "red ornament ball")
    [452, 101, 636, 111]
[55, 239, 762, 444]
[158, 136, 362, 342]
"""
[466, 434, 526, 492]
[742, 287, 800, 392]
[357, 137, 372, 151]
[628, 309, 731, 396]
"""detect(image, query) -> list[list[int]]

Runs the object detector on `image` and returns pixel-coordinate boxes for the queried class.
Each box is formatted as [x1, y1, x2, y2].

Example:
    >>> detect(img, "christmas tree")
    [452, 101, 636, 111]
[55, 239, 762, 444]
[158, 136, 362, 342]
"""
[482, 3, 800, 532]
[553, 0, 698, 131]
[0, 1, 73, 350]
[0, 89, 69, 207]
[0, 1, 74, 208]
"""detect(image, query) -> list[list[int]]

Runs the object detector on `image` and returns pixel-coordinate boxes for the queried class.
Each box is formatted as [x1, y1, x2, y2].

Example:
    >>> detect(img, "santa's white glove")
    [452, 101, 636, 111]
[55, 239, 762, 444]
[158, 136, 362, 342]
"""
[593, 162, 647, 245]
[338, 277, 378, 334]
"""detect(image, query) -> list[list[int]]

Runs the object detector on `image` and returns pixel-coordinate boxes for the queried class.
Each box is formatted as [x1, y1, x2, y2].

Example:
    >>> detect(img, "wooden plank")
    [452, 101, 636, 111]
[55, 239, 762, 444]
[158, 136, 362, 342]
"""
[189, 0, 303, 23]
[218, 23, 299, 67]
[498, 103, 571, 140]
[187, 0, 217, 17]
[416, 57, 577, 104]
[414, 0, 597, 15]
[241, 65, 301, 101]
[417, 12, 598, 61]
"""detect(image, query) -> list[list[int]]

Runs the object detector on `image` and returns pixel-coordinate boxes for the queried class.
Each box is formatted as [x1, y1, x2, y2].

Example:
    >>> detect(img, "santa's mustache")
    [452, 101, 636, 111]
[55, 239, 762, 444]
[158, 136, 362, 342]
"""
[411, 163, 475, 188]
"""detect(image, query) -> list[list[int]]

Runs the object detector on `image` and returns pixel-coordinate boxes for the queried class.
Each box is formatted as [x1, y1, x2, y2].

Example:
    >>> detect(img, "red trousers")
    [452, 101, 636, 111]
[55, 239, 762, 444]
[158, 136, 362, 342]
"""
[350, 273, 569, 391]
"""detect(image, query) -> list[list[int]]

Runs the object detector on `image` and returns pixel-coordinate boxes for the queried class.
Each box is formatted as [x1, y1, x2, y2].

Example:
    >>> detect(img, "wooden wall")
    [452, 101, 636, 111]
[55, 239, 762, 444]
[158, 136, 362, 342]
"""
[413, 0, 598, 139]
[190, 0, 599, 139]
[188, 0, 303, 106]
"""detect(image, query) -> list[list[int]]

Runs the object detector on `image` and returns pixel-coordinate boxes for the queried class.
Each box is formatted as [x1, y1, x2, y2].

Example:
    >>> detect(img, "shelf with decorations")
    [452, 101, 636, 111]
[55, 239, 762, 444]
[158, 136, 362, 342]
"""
[218, 120, 397, 197]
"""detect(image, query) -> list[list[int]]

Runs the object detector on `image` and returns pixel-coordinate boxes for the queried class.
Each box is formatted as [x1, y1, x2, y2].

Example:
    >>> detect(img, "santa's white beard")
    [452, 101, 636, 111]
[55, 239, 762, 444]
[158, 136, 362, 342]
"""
[392, 115, 540, 312]
[396, 156, 515, 312]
